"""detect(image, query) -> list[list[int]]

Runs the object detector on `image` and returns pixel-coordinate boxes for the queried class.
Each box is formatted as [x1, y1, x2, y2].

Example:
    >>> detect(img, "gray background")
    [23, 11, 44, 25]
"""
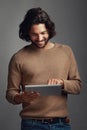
[0, 0, 87, 130]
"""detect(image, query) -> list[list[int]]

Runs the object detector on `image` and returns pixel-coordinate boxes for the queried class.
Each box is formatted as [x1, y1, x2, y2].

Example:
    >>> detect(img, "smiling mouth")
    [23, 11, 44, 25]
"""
[36, 40, 45, 44]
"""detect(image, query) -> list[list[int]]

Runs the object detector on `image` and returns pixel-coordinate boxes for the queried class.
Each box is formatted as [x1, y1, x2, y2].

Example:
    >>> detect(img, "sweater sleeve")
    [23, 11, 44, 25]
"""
[63, 47, 82, 94]
[6, 55, 22, 104]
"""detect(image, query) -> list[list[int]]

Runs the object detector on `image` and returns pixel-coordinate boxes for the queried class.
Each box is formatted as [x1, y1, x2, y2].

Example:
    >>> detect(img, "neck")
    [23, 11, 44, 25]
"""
[43, 42, 55, 50]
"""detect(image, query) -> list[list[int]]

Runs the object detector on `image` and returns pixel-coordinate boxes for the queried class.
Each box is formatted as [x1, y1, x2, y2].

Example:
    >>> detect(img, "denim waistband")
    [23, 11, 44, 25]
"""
[22, 117, 70, 124]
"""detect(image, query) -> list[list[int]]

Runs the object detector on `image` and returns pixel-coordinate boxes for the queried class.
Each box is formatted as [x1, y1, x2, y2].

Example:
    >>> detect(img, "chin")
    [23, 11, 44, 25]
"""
[36, 43, 46, 48]
[38, 44, 45, 47]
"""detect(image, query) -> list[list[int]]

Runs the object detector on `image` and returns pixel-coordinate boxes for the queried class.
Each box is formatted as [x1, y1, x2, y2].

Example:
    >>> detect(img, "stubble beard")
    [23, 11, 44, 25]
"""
[32, 38, 49, 48]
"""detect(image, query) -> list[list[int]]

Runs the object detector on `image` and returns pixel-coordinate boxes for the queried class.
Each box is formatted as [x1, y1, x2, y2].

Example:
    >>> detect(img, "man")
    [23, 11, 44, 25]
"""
[6, 7, 82, 130]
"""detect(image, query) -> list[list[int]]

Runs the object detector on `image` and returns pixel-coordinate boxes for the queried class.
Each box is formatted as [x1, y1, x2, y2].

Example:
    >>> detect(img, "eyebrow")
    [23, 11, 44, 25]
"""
[41, 31, 48, 33]
[31, 31, 48, 35]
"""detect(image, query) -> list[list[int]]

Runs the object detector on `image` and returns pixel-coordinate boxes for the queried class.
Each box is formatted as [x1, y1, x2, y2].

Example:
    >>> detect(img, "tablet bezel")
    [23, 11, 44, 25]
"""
[25, 84, 62, 96]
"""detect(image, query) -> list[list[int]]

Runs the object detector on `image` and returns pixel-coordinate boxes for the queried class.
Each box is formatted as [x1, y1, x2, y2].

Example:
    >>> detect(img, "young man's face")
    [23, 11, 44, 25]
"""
[29, 24, 49, 48]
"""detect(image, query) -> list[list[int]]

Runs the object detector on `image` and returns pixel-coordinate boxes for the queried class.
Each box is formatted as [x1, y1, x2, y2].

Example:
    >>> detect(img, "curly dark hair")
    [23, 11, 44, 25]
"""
[19, 7, 56, 42]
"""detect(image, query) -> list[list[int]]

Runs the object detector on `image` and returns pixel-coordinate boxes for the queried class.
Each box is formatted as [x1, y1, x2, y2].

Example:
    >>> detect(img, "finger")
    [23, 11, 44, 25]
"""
[49, 79, 57, 85]
[53, 79, 58, 84]
[48, 79, 52, 85]
[54, 79, 59, 84]
[28, 92, 40, 97]
[48, 79, 55, 85]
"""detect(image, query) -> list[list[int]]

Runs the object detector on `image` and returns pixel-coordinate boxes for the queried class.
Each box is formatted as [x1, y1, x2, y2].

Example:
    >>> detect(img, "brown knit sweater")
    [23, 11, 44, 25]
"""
[6, 43, 82, 118]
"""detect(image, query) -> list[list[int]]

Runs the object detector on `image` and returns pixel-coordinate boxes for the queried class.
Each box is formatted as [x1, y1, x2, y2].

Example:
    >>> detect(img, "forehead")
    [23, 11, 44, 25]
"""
[29, 23, 47, 33]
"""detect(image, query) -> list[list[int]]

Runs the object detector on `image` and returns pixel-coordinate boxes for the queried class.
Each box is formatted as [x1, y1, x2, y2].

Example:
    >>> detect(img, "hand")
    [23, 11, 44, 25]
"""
[14, 91, 40, 104]
[48, 78, 64, 86]
[21, 91, 40, 104]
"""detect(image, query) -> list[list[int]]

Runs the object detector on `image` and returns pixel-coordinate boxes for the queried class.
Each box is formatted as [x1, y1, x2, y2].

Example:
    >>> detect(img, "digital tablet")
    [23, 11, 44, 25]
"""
[25, 84, 62, 96]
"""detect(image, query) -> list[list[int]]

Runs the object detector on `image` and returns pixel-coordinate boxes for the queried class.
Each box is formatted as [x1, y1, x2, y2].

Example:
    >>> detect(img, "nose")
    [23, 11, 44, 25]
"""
[37, 34, 43, 41]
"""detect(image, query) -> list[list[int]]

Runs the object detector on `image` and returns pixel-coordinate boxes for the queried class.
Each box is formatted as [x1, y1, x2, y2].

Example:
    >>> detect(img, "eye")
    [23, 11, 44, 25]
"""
[41, 31, 47, 35]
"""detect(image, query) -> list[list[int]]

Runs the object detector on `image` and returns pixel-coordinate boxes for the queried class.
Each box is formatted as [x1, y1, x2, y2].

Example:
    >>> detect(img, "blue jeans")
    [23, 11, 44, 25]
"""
[21, 118, 71, 130]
